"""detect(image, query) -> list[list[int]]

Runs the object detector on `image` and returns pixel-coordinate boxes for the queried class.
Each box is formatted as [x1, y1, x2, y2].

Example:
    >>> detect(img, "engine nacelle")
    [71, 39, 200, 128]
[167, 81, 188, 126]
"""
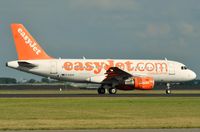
[134, 77, 154, 90]
[116, 77, 155, 90]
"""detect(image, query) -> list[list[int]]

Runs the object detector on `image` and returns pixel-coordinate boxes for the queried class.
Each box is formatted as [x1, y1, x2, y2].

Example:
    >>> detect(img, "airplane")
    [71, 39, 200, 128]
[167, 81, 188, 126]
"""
[6, 24, 197, 94]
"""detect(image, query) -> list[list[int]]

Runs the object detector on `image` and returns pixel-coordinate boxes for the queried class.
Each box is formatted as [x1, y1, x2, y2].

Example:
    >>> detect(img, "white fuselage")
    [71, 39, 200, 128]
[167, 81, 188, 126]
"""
[7, 59, 196, 83]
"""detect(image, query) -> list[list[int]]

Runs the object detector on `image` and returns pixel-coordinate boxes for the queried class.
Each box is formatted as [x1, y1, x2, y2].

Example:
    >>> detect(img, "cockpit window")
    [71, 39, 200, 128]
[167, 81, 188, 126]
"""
[181, 66, 188, 70]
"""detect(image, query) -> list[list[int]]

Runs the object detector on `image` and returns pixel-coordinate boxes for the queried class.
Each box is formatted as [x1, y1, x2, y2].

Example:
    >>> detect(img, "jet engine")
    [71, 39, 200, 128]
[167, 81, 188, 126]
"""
[116, 77, 155, 90]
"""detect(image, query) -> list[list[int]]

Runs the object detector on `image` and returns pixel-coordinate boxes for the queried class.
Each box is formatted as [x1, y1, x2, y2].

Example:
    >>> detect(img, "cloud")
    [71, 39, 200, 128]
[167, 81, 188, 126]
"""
[180, 23, 194, 35]
[138, 23, 171, 38]
[69, 0, 138, 11]
[147, 24, 170, 36]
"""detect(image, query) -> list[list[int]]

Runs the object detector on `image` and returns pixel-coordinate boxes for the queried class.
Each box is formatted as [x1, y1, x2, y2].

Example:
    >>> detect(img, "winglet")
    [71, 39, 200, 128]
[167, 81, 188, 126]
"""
[11, 24, 52, 60]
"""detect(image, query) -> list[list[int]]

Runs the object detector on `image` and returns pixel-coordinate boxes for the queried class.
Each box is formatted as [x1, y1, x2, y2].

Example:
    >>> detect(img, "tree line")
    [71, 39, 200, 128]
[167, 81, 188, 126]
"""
[0, 77, 64, 84]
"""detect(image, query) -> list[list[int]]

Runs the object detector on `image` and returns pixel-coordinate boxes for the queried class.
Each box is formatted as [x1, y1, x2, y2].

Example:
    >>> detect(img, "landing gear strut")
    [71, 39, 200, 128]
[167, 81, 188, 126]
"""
[166, 83, 171, 94]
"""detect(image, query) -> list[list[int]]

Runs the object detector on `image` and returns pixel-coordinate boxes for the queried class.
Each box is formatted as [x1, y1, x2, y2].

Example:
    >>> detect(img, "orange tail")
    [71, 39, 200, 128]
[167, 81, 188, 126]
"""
[11, 24, 52, 60]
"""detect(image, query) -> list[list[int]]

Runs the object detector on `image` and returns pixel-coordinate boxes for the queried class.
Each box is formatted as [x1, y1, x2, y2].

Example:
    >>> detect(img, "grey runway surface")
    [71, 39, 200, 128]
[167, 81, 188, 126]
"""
[1, 129, 200, 132]
[0, 93, 200, 98]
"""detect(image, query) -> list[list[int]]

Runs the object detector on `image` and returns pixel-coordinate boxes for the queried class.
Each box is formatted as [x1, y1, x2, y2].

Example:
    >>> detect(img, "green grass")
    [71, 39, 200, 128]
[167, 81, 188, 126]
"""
[0, 97, 200, 130]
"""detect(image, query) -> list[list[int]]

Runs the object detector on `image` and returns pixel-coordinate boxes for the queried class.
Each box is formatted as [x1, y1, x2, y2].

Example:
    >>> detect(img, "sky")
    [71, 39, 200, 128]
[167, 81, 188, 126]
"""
[0, 0, 200, 81]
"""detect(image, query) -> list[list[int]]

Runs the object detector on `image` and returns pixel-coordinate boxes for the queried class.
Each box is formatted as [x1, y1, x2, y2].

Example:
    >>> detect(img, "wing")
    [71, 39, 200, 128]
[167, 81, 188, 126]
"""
[105, 67, 132, 78]
[103, 67, 132, 84]
[103, 67, 147, 84]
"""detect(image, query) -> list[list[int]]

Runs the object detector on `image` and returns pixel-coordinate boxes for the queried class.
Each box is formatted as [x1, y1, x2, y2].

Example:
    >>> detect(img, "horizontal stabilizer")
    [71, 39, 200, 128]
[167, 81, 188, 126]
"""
[18, 61, 38, 68]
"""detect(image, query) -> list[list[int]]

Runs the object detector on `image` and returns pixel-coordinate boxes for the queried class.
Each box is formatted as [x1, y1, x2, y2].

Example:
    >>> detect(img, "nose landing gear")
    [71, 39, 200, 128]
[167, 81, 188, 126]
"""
[166, 83, 171, 94]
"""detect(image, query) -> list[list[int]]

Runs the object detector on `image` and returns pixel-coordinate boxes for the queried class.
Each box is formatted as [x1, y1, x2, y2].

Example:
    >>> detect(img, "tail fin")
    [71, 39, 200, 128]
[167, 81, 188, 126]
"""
[11, 24, 52, 60]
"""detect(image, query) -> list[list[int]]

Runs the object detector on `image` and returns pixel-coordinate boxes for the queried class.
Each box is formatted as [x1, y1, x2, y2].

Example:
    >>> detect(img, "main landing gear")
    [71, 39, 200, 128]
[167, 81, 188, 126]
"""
[166, 83, 171, 94]
[108, 88, 117, 94]
[97, 87, 117, 94]
[97, 87, 106, 94]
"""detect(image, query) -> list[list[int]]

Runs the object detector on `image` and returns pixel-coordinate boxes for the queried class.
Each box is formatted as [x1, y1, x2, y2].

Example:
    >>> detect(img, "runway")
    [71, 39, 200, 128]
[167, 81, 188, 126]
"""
[0, 93, 199, 98]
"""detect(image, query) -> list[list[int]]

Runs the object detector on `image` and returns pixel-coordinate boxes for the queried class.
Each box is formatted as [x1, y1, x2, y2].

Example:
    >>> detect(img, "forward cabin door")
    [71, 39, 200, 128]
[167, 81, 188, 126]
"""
[169, 63, 175, 75]
[50, 61, 57, 74]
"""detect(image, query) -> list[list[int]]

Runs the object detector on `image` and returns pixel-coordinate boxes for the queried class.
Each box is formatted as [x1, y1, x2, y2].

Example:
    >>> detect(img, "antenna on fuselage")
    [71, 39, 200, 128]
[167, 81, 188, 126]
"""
[165, 58, 168, 61]
[83, 56, 86, 60]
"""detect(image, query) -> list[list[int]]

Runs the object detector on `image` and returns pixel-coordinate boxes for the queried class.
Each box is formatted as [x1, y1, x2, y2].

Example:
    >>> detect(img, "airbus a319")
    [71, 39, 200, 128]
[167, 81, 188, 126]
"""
[6, 24, 196, 94]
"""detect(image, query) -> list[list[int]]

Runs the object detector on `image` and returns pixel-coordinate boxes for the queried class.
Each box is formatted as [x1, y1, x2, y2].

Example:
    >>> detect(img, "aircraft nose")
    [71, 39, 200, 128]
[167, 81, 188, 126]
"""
[189, 71, 196, 80]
